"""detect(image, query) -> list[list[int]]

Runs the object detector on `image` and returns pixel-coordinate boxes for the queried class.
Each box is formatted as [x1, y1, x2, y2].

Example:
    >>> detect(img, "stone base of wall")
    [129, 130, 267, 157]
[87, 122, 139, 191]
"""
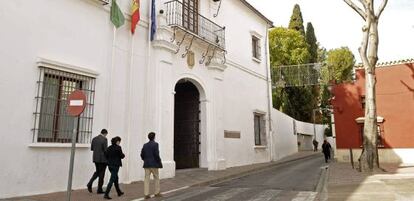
[336, 148, 414, 164]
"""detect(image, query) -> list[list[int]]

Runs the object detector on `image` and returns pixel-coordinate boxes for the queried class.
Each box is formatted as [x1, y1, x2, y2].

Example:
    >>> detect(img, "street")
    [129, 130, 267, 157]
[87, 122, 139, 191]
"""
[151, 155, 326, 201]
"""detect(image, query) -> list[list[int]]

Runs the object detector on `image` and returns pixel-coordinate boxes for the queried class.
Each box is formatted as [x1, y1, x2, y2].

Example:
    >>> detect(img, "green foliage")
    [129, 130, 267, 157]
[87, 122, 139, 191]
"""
[288, 4, 305, 36]
[269, 27, 310, 66]
[319, 85, 332, 123]
[317, 47, 355, 127]
[269, 27, 318, 122]
[323, 47, 355, 83]
[306, 23, 318, 63]
[324, 127, 332, 137]
[317, 44, 327, 63]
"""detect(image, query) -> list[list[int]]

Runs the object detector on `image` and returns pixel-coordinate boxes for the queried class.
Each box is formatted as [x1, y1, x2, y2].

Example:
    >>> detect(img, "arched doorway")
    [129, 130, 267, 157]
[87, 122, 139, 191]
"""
[174, 80, 201, 169]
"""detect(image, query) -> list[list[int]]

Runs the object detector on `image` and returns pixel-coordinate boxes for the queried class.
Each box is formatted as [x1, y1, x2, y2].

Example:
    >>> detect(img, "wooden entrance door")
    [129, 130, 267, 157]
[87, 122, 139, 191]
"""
[174, 81, 200, 169]
[182, 0, 199, 34]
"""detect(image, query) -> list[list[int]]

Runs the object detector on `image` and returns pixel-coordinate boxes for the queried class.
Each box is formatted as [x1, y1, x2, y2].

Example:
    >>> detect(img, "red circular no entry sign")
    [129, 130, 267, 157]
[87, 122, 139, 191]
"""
[67, 90, 87, 116]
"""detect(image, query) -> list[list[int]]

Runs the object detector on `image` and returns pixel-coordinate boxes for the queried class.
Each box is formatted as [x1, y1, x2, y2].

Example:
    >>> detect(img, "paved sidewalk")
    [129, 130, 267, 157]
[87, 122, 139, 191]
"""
[3, 151, 320, 201]
[327, 162, 414, 201]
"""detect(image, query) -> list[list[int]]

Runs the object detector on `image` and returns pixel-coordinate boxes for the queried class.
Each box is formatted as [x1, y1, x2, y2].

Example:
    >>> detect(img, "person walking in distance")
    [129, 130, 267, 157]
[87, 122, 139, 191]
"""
[313, 139, 319, 152]
[322, 139, 332, 163]
[87, 129, 108, 194]
[140, 132, 163, 199]
[104, 136, 125, 199]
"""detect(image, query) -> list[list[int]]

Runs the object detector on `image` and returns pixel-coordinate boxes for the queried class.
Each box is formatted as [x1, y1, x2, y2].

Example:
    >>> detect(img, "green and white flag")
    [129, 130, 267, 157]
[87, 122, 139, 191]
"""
[110, 0, 125, 28]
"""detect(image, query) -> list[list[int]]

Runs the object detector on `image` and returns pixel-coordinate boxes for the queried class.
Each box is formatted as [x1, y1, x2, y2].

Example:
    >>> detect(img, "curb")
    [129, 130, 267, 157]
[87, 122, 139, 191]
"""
[191, 153, 321, 187]
[316, 164, 329, 201]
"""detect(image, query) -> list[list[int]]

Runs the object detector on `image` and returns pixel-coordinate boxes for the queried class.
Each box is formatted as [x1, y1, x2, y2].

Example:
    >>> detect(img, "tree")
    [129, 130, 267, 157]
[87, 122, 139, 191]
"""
[288, 4, 305, 36]
[269, 27, 316, 121]
[317, 44, 327, 63]
[325, 47, 355, 83]
[269, 27, 310, 67]
[306, 22, 318, 63]
[305, 22, 321, 123]
[344, 0, 388, 172]
[317, 47, 355, 133]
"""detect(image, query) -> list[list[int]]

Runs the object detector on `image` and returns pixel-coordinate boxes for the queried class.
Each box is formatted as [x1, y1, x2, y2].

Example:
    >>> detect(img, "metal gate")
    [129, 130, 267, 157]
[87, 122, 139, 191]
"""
[174, 81, 200, 169]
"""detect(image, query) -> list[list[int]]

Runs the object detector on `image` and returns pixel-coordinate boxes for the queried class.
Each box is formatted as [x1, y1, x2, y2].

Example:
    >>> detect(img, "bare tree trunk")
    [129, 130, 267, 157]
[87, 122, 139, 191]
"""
[344, 0, 387, 172]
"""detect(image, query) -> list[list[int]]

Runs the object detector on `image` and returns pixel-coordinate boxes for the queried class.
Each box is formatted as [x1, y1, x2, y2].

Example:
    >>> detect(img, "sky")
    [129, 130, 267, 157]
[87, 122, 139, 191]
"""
[246, 0, 414, 62]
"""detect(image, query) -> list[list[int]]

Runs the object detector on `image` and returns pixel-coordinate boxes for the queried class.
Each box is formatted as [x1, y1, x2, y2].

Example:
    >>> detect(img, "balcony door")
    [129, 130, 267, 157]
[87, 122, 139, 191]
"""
[182, 0, 198, 34]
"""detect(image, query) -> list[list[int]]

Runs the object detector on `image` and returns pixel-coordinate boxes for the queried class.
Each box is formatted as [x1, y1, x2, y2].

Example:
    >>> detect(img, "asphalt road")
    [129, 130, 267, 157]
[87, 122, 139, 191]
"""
[151, 154, 327, 201]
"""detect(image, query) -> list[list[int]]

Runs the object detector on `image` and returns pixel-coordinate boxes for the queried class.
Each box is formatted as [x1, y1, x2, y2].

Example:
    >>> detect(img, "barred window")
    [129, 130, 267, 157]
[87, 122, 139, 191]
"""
[252, 36, 261, 60]
[254, 113, 266, 146]
[33, 67, 95, 143]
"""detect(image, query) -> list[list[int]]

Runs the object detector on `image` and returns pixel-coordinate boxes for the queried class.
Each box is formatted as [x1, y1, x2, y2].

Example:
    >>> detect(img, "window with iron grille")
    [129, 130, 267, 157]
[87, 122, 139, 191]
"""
[182, 0, 199, 34]
[254, 113, 266, 146]
[252, 36, 261, 60]
[33, 67, 95, 143]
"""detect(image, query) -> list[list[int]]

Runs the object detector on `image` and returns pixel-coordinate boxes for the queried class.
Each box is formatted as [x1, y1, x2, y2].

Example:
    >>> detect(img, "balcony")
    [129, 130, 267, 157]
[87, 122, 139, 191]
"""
[164, 0, 226, 51]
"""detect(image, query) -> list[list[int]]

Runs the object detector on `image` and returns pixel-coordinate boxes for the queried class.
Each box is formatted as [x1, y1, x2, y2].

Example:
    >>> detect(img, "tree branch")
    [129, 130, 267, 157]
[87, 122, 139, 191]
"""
[376, 0, 388, 18]
[344, 0, 367, 20]
[359, 20, 371, 71]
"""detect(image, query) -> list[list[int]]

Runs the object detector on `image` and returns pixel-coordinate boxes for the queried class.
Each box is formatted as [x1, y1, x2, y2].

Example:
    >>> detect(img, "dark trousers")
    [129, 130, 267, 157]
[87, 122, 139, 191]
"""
[323, 152, 331, 163]
[88, 162, 107, 192]
[105, 166, 122, 195]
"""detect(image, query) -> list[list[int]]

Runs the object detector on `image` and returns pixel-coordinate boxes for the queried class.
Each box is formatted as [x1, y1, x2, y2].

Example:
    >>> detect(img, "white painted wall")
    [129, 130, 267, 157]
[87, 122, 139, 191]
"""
[0, 0, 143, 198]
[0, 0, 274, 198]
[271, 109, 326, 161]
[0, 0, 330, 198]
[271, 109, 298, 161]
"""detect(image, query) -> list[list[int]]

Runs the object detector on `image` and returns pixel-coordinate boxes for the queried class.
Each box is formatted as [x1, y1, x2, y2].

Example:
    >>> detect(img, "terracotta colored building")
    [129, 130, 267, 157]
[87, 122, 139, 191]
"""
[332, 59, 414, 163]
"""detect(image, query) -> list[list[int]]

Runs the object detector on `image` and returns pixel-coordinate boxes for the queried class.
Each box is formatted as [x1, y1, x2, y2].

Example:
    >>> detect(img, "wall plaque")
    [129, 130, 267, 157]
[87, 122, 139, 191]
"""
[224, 131, 241, 139]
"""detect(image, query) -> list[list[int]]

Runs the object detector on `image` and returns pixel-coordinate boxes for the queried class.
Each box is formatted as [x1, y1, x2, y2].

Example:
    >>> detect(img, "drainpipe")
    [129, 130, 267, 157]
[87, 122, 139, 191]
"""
[264, 24, 274, 161]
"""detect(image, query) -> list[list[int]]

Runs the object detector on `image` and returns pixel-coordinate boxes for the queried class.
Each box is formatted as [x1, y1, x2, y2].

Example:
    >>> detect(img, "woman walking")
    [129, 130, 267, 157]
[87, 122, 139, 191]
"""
[104, 136, 125, 199]
[322, 140, 332, 163]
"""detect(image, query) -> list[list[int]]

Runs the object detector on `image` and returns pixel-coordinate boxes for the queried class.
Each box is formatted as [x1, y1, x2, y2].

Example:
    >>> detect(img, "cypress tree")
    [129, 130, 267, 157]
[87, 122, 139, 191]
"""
[306, 22, 318, 63]
[288, 4, 305, 36]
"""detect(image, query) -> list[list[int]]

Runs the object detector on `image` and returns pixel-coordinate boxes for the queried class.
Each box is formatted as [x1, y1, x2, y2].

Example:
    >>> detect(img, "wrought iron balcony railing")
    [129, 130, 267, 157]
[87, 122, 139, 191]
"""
[165, 0, 226, 50]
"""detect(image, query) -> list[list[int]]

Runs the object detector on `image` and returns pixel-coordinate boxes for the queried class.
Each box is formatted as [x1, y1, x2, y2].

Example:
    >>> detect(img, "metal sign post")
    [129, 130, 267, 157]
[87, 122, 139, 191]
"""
[66, 90, 87, 201]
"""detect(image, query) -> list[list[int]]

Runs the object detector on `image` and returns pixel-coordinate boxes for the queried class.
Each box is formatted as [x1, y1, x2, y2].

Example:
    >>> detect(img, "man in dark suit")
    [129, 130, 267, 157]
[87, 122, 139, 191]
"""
[140, 132, 163, 199]
[87, 129, 108, 194]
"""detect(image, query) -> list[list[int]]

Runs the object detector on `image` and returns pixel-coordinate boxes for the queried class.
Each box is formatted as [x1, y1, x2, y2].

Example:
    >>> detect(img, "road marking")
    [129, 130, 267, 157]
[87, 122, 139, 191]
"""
[130, 186, 190, 201]
[162, 187, 218, 201]
[292, 191, 318, 201]
[246, 189, 282, 201]
[204, 188, 249, 201]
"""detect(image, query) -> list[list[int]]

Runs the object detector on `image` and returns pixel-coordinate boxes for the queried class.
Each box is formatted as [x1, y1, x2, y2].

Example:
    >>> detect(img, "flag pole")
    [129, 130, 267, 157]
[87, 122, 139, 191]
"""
[124, 31, 135, 183]
[143, 0, 153, 136]
[107, 26, 117, 130]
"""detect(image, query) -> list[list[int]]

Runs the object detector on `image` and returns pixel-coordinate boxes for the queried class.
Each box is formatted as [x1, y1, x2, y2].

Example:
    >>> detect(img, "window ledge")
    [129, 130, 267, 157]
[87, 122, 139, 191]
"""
[252, 57, 262, 63]
[254, 145, 267, 149]
[29, 143, 90, 148]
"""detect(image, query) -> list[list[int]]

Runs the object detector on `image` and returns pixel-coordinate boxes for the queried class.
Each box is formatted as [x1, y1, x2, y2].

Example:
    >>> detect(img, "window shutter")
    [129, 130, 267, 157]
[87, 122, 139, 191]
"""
[257, 40, 261, 59]
[252, 37, 256, 58]
[260, 117, 266, 145]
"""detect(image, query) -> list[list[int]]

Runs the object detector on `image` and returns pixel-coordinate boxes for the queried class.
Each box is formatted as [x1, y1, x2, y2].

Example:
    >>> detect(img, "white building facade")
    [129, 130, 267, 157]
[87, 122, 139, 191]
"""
[0, 0, 277, 198]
